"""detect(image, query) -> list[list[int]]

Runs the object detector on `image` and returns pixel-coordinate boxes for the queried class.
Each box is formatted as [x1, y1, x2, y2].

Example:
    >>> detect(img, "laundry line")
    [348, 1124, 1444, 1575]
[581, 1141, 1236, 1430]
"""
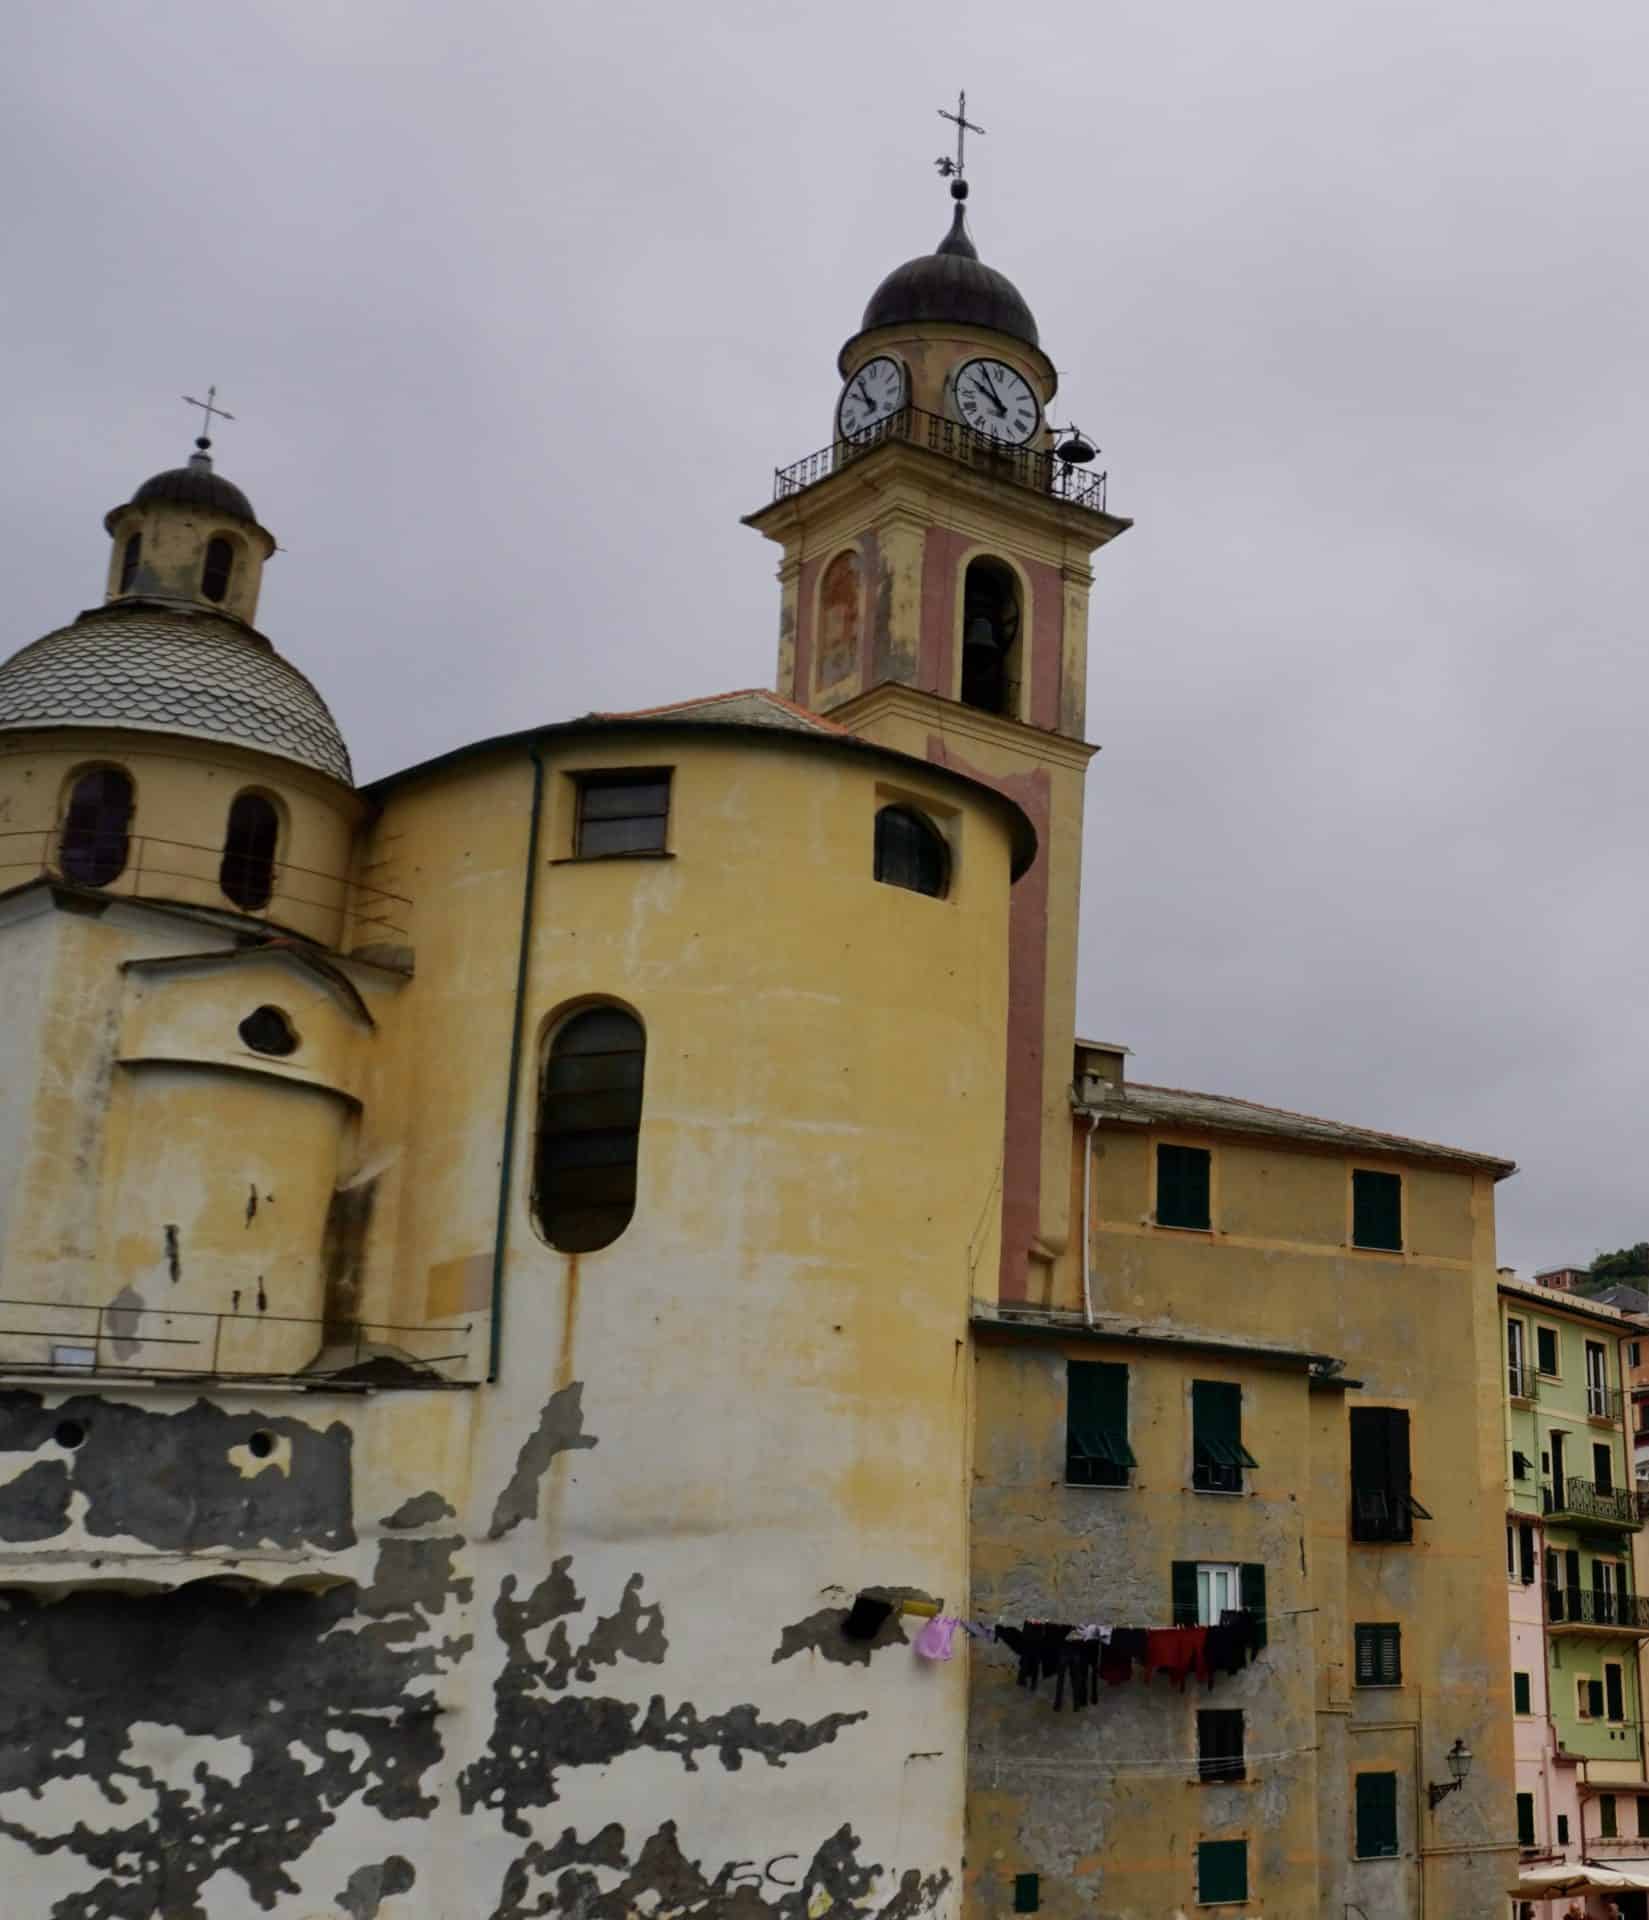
[983, 1743, 1322, 1785]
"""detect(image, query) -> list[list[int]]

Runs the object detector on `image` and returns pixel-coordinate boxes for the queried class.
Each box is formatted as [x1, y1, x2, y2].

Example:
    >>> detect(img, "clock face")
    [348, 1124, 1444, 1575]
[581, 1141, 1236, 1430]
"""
[955, 358, 1040, 445]
[838, 357, 906, 438]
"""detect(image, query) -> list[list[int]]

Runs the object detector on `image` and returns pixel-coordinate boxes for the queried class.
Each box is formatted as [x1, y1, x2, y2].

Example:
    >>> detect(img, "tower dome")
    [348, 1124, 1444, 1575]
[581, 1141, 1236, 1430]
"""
[122, 447, 258, 527]
[854, 183, 1039, 354]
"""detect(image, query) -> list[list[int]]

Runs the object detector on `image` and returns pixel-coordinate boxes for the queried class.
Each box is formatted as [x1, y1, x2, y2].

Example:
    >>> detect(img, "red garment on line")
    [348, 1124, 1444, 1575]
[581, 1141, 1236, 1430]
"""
[1144, 1626, 1209, 1691]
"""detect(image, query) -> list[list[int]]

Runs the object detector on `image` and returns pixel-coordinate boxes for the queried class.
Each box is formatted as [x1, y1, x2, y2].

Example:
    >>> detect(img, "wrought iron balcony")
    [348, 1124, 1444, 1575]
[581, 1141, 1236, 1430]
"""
[771, 405, 1111, 514]
[1508, 1361, 1539, 1400]
[1588, 1383, 1626, 1424]
[1547, 1586, 1649, 1634]
[1543, 1477, 1645, 1530]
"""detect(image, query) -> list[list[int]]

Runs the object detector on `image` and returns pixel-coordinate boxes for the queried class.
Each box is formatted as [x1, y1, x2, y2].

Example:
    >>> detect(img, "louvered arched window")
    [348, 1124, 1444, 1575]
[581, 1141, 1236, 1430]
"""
[118, 532, 142, 592]
[220, 791, 281, 911]
[201, 537, 235, 603]
[58, 766, 134, 888]
[534, 1008, 647, 1252]
[874, 806, 949, 899]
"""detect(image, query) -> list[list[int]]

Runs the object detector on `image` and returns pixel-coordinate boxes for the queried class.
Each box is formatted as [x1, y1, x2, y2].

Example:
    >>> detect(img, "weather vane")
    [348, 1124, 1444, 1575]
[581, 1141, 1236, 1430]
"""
[935, 90, 984, 182]
[182, 385, 235, 444]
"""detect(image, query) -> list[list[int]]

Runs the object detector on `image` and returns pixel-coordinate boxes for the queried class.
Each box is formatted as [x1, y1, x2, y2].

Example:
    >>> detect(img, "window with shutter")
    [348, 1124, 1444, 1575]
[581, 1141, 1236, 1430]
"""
[1351, 1168, 1403, 1250]
[1240, 1562, 1267, 1651]
[1513, 1671, 1532, 1715]
[1606, 1662, 1625, 1722]
[1197, 1709, 1244, 1782]
[1537, 1326, 1560, 1376]
[1065, 1361, 1135, 1487]
[1354, 1623, 1401, 1687]
[1601, 1795, 1618, 1840]
[1519, 1523, 1536, 1586]
[1192, 1379, 1258, 1492]
[1195, 1839, 1247, 1905]
[1515, 1792, 1536, 1849]
[1349, 1407, 1429, 1542]
[1156, 1144, 1211, 1230]
[1512, 1450, 1529, 1481]
[1355, 1772, 1399, 1858]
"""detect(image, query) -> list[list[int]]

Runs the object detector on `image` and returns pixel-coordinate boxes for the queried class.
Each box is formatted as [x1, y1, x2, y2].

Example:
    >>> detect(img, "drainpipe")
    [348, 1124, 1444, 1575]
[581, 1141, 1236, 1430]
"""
[1080, 1109, 1098, 1328]
[488, 746, 546, 1383]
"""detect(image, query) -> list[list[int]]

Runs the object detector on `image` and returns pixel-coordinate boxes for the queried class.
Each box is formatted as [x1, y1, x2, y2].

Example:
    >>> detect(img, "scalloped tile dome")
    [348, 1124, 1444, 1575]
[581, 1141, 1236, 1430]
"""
[0, 603, 352, 783]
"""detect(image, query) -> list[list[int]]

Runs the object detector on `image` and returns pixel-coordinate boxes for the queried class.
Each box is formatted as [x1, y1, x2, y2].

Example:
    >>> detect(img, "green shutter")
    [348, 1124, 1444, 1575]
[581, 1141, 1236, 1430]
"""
[1515, 1792, 1535, 1848]
[1195, 1840, 1247, 1904]
[1356, 1772, 1399, 1858]
[1171, 1560, 1198, 1627]
[1192, 1380, 1259, 1476]
[1352, 1168, 1403, 1250]
[1607, 1665, 1626, 1721]
[1157, 1144, 1211, 1230]
[1537, 1326, 1559, 1375]
[1513, 1671, 1532, 1715]
[1241, 1562, 1267, 1650]
[1066, 1361, 1135, 1483]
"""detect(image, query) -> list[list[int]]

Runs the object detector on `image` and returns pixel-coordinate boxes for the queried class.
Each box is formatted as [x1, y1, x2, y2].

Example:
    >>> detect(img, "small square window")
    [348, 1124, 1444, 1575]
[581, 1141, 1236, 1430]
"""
[1197, 1709, 1245, 1782]
[1195, 1839, 1248, 1905]
[1351, 1169, 1403, 1251]
[50, 1343, 97, 1370]
[575, 771, 671, 857]
[1156, 1144, 1211, 1231]
[1536, 1327, 1560, 1376]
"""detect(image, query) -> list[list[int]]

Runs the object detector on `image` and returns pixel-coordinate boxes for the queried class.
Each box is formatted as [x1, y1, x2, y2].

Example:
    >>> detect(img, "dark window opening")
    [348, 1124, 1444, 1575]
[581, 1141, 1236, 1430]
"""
[219, 791, 280, 911]
[1012, 1875, 1039, 1914]
[1356, 1772, 1400, 1858]
[1601, 1794, 1619, 1840]
[576, 771, 671, 857]
[1512, 1449, 1529, 1481]
[1157, 1143, 1211, 1230]
[1354, 1622, 1402, 1687]
[535, 1006, 646, 1253]
[1519, 1521, 1536, 1586]
[1513, 1670, 1532, 1715]
[1637, 1795, 1649, 1840]
[201, 536, 234, 603]
[1352, 1168, 1403, 1250]
[1515, 1791, 1536, 1850]
[58, 766, 134, 887]
[1350, 1406, 1430, 1542]
[1192, 1378, 1257, 1492]
[1195, 1839, 1248, 1905]
[1607, 1662, 1626, 1722]
[1065, 1360, 1135, 1487]
[959, 558, 1021, 716]
[1537, 1327, 1560, 1376]
[1557, 1813, 1570, 1846]
[1595, 1442, 1616, 1495]
[1197, 1709, 1245, 1782]
[118, 531, 142, 592]
[873, 806, 949, 899]
[238, 1006, 299, 1057]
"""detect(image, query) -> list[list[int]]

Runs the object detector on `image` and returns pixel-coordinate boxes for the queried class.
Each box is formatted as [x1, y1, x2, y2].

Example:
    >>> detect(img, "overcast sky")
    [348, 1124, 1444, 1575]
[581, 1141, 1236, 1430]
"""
[6, 0, 1646, 1274]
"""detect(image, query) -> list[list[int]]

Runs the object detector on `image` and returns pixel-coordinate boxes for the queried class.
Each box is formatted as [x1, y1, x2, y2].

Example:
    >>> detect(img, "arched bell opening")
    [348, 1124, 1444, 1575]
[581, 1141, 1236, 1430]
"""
[960, 557, 1022, 718]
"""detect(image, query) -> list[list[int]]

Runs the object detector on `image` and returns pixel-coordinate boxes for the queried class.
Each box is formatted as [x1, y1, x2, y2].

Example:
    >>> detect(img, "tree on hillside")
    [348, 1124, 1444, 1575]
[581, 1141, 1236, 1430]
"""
[1591, 1242, 1649, 1281]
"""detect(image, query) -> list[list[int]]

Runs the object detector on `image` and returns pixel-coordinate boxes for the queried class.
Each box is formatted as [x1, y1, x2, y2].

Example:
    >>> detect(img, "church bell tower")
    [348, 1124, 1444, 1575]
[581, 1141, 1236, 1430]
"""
[744, 133, 1131, 1303]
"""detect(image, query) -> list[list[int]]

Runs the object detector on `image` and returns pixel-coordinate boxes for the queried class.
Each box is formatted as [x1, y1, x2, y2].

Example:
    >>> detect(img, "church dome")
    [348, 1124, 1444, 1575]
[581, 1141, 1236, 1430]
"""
[0, 602, 352, 783]
[858, 188, 1039, 351]
[108, 440, 258, 531]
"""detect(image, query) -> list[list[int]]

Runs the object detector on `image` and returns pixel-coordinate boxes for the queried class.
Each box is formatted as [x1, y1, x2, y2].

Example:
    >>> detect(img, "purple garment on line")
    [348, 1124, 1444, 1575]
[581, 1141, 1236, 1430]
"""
[915, 1615, 960, 1661]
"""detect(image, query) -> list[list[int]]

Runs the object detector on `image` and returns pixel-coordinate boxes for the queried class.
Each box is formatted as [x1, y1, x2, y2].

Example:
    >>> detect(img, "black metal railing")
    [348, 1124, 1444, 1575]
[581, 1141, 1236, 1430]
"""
[1544, 1477, 1645, 1527]
[772, 405, 1111, 513]
[1508, 1361, 1539, 1399]
[0, 1295, 471, 1387]
[1588, 1383, 1626, 1423]
[1548, 1586, 1649, 1630]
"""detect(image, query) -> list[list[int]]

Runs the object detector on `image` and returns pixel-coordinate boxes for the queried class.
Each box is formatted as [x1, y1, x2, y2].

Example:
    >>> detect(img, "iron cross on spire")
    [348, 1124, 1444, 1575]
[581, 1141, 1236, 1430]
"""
[935, 90, 985, 181]
[182, 385, 235, 443]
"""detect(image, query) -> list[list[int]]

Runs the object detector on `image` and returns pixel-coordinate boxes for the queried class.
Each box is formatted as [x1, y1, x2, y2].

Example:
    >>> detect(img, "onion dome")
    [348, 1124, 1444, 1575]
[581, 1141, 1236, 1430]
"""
[858, 181, 1039, 351]
[104, 439, 258, 533]
[0, 602, 353, 783]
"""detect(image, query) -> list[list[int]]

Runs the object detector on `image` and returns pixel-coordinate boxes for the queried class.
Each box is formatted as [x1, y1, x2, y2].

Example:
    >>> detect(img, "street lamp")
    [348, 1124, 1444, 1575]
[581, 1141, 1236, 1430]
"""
[1428, 1738, 1474, 1809]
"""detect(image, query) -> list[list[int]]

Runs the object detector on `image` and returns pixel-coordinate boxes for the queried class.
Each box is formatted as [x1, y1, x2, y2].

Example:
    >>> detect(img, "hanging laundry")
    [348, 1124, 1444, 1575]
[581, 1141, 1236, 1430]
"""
[1205, 1609, 1257, 1680]
[1069, 1624, 1112, 1643]
[915, 1616, 961, 1661]
[995, 1622, 1076, 1693]
[1052, 1638, 1102, 1711]
[1144, 1625, 1209, 1691]
[1100, 1627, 1148, 1686]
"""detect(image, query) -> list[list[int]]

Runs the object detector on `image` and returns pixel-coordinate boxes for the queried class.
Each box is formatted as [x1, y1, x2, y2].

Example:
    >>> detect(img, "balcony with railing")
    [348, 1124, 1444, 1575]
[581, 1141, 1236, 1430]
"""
[1544, 1477, 1646, 1530]
[0, 1296, 472, 1388]
[771, 405, 1112, 514]
[1547, 1586, 1649, 1636]
[1587, 1382, 1627, 1425]
[1508, 1360, 1540, 1401]
[0, 826, 410, 954]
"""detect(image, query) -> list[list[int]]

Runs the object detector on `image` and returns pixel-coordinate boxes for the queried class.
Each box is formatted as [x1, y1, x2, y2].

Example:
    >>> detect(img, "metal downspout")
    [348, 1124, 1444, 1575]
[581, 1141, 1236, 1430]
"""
[488, 745, 546, 1383]
[1081, 1109, 1098, 1327]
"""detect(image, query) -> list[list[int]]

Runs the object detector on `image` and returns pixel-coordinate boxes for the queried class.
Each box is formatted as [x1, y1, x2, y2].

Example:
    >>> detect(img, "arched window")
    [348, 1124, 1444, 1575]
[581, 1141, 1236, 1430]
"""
[874, 805, 949, 899]
[201, 537, 235, 603]
[58, 766, 134, 888]
[220, 791, 280, 911]
[960, 558, 1021, 717]
[118, 532, 142, 593]
[534, 1007, 646, 1253]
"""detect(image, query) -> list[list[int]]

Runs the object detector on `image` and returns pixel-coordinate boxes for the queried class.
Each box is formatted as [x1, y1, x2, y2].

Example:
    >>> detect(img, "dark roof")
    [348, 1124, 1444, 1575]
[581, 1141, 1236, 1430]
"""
[118, 444, 257, 529]
[857, 191, 1039, 352]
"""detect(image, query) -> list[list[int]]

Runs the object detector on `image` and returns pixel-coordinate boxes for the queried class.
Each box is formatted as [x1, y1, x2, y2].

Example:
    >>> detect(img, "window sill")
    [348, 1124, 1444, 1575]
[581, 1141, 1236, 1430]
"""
[1062, 1479, 1134, 1492]
[551, 851, 675, 865]
[1190, 1486, 1247, 1498]
[1195, 1773, 1251, 1787]
[1354, 1683, 1403, 1692]
[1350, 1242, 1405, 1256]
[1154, 1221, 1214, 1234]
[1353, 1851, 1402, 1863]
